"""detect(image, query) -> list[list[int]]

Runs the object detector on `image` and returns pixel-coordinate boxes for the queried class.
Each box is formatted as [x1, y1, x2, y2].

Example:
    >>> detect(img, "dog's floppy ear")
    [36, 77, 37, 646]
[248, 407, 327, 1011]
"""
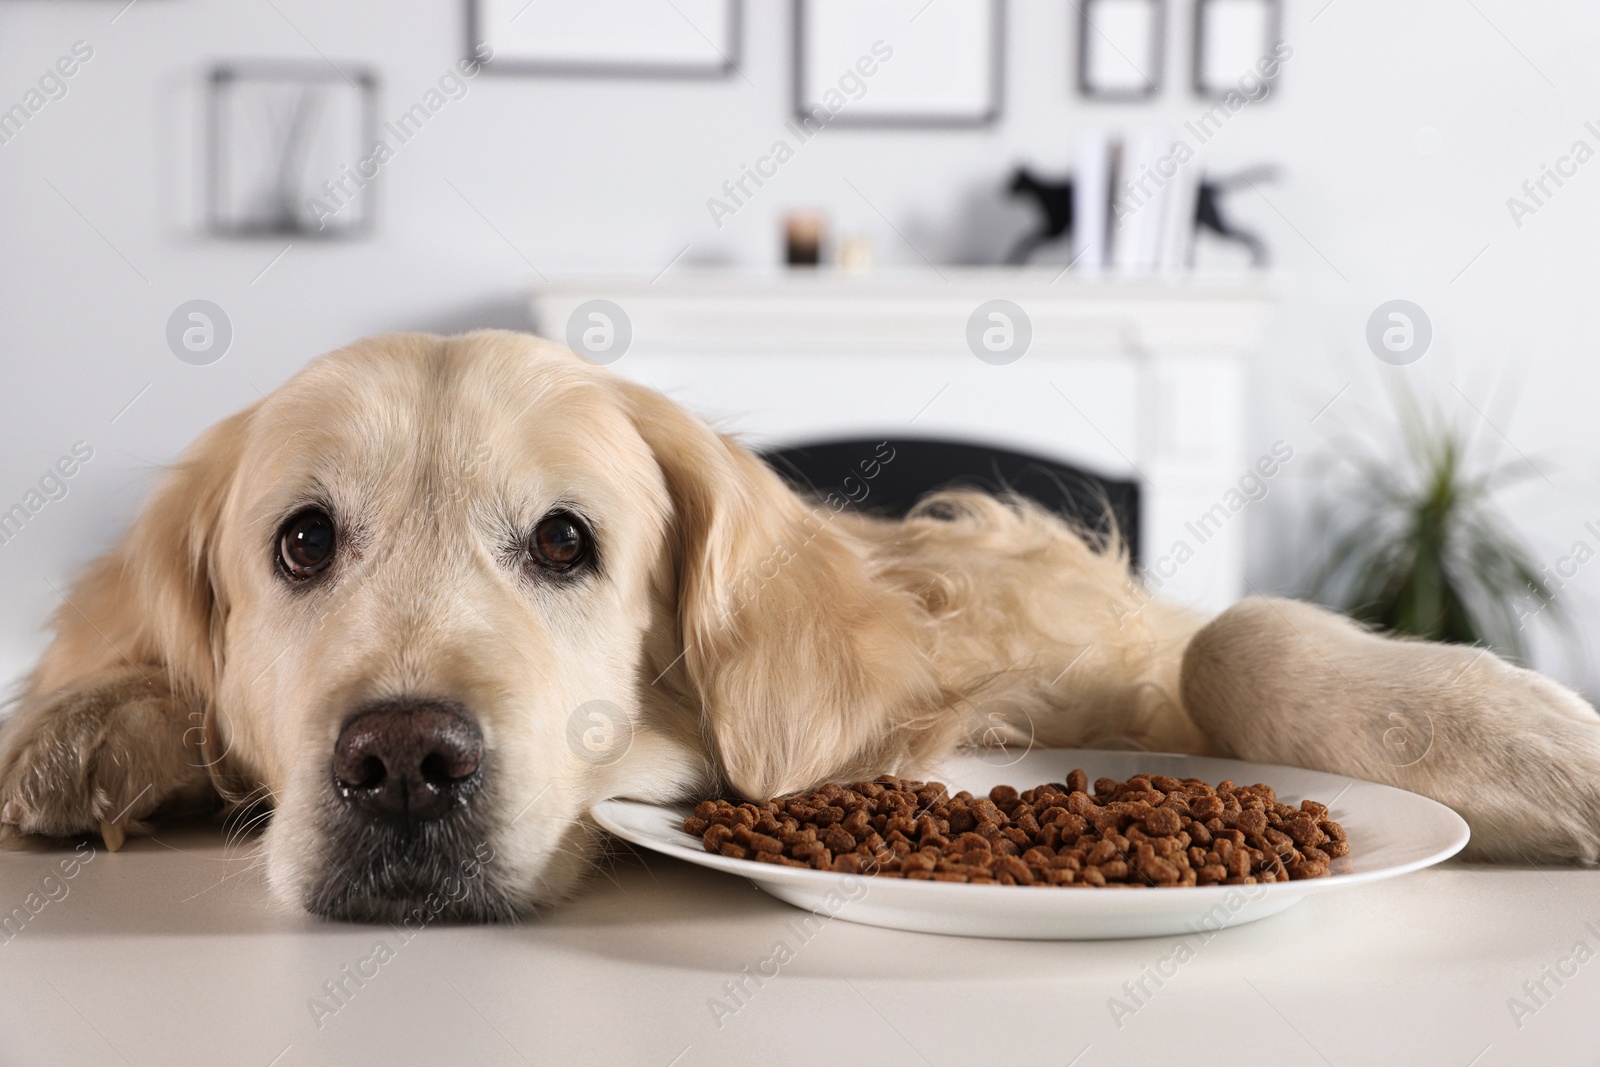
[31, 405, 255, 703]
[616, 379, 951, 799]
[0, 405, 257, 845]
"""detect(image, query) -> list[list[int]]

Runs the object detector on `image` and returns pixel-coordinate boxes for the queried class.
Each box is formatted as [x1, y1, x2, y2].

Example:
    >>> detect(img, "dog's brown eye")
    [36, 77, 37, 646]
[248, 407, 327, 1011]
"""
[528, 512, 590, 571]
[279, 508, 336, 580]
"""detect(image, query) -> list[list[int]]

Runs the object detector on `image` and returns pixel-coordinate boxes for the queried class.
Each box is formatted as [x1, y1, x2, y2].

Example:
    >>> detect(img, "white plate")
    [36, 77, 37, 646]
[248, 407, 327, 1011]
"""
[590, 749, 1470, 940]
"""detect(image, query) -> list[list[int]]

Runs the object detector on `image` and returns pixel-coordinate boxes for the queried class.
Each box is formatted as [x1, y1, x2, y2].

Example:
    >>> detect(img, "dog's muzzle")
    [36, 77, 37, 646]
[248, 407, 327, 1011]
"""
[307, 697, 512, 923]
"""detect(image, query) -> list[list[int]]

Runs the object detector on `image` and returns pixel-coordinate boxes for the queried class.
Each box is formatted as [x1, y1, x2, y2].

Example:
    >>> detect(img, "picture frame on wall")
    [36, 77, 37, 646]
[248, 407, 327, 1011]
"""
[794, 0, 1004, 128]
[1077, 0, 1165, 101]
[469, 0, 742, 78]
[1192, 0, 1282, 97]
[207, 63, 378, 239]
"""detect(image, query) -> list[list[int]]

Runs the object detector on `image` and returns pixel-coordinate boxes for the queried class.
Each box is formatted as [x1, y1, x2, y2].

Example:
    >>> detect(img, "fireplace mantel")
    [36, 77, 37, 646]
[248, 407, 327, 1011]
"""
[531, 270, 1273, 612]
[533, 270, 1271, 353]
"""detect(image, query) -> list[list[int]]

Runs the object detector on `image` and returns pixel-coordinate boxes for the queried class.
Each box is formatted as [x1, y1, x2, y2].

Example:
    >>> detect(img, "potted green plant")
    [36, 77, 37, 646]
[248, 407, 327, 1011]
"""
[1309, 384, 1565, 663]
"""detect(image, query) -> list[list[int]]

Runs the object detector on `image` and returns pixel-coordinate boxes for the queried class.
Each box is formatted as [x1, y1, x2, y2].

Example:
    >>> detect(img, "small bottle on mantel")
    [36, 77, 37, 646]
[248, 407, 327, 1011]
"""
[784, 211, 826, 266]
[839, 232, 874, 273]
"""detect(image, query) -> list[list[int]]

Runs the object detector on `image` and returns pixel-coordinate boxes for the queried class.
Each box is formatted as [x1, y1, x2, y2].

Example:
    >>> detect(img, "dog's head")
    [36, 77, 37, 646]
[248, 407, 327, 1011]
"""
[28, 332, 942, 921]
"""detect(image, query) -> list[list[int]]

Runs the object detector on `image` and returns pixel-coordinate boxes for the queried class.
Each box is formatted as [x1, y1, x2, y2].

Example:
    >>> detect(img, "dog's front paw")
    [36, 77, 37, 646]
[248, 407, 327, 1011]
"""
[0, 668, 210, 850]
[1182, 598, 1600, 866]
[1437, 659, 1600, 866]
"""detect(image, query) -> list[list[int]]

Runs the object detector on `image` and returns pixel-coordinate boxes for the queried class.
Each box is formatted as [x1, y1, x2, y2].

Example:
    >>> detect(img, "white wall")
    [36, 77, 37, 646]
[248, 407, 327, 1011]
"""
[1, 0, 1597, 695]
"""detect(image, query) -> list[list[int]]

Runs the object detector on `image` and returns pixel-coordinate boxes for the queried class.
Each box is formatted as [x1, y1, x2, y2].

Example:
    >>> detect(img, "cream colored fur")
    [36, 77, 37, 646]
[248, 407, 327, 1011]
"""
[0, 330, 1594, 918]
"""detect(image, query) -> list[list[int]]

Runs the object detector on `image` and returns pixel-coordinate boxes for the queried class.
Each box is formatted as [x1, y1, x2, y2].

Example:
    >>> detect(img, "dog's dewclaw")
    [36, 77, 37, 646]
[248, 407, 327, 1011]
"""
[99, 821, 125, 852]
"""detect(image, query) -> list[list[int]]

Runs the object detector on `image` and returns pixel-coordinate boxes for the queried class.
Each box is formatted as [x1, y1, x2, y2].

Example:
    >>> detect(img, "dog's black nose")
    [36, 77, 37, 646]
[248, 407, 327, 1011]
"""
[333, 701, 483, 824]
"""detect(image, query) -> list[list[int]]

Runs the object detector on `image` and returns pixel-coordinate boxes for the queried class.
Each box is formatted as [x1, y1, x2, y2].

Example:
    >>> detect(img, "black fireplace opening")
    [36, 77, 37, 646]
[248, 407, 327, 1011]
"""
[760, 436, 1141, 566]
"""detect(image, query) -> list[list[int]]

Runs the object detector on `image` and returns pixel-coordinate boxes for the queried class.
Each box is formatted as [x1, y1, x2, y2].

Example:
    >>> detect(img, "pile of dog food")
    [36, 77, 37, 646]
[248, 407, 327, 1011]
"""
[683, 770, 1348, 887]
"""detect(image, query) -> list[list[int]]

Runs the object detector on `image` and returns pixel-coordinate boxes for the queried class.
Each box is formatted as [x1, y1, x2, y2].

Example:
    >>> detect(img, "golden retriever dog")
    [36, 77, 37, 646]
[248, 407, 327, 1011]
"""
[1, 330, 1596, 921]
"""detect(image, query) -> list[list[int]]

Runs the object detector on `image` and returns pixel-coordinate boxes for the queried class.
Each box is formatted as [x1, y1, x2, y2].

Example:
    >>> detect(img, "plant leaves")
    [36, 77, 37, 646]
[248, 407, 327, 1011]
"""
[1309, 378, 1572, 659]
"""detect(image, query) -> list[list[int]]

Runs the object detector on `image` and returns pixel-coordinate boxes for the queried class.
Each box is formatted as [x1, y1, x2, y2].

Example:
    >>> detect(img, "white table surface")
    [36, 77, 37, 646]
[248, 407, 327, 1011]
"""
[0, 824, 1594, 1066]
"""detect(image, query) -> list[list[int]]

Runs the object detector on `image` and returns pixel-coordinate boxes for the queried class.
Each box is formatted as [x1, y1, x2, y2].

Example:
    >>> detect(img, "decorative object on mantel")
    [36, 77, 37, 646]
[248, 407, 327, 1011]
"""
[1077, 0, 1165, 101]
[207, 62, 377, 239]
[1193, 165, 1276, 266]
[1192, 0, 1282, 98]
[1005, 151, 1274, 270]
[783, 211, 826, 266]
[1112, 130, 1197, 272]
[1072, 131, 1113, 270]
[1005, 167, 1074, 265]
[794, 0, 1003, 127]
[838, 232, 875, 273]
[469, 0, 741, 78]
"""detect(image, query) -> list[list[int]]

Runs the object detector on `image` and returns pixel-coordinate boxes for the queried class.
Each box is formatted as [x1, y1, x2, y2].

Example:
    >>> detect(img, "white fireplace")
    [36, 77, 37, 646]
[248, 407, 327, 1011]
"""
[531, 270, 1272, 613]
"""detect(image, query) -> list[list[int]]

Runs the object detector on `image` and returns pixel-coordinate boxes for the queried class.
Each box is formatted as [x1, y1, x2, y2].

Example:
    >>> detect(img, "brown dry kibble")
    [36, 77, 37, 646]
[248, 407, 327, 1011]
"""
[1143, 807, 1183, 836]
[1237, 809, 1268, 836]
[682, 771, 1349, 887]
